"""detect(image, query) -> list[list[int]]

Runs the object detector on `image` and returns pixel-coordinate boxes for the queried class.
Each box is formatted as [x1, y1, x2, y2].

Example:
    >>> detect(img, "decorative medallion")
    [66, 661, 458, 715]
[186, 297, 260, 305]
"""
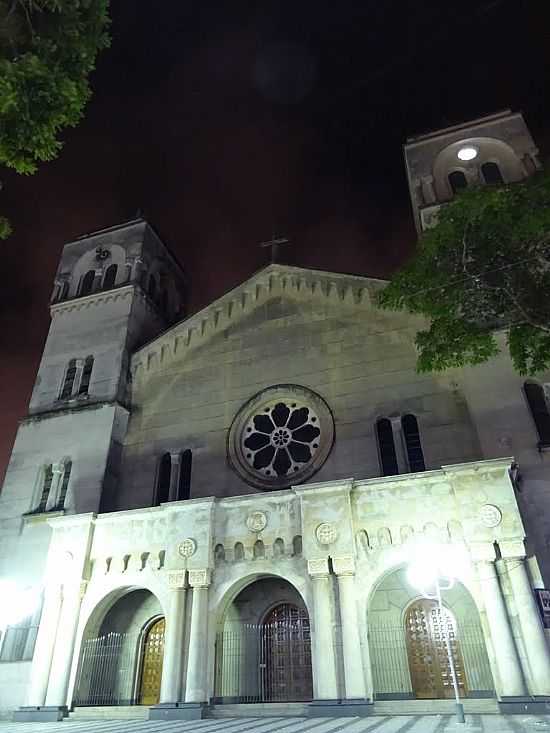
[315, 522, 338, 545]
[178, 538, 197, 557]
[246, 511, 268, 533]
[480, 504, 502, 528]
[228, 384, 335, 490]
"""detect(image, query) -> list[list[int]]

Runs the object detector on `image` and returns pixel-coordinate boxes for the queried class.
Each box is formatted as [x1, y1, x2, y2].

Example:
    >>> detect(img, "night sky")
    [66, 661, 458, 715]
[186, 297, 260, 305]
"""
[1, 0, 549, 481]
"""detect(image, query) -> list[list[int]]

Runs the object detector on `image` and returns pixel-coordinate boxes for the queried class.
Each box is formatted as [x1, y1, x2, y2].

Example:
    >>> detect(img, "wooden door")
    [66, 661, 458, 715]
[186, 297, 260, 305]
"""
[405, 599, 467, 699]
[138, 617, 165, 705]
[263, 604, 313, 702]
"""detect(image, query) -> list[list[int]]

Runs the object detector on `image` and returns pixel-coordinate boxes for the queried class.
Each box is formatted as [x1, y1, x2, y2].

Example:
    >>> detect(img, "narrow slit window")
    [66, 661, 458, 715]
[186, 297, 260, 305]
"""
[60, 281, 70, 300]
[376, 418, 399, 476]
[402, 414, 425, 472]
[80, 270, 96, 296]
[78, 356, 94, 396]
[37, 464, 53, 513]
[57, 461, 72, 509]
[481, 161, 504, 185]
[60, 359, 77, 400]
[449, 171, 468, 194]
[156, 453, 171, 505]
[524, 382, 550, 446]
[102, 264, 118, 289]
[178, 450, 192, 500]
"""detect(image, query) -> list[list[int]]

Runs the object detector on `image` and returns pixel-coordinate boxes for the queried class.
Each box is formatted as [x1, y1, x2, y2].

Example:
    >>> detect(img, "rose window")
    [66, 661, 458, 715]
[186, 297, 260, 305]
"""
[228, 385, 334, 490]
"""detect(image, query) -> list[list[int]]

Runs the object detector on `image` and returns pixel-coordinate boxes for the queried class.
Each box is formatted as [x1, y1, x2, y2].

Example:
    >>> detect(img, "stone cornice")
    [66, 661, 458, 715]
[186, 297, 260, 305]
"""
[50, 283, 164, 323]
[130, 264, 394, 386]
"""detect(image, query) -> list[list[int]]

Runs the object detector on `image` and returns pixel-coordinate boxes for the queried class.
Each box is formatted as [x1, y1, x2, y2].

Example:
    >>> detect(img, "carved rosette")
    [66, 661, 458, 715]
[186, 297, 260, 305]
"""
[315, 522, 338, 545]
[178, 538, 197, 558]
[246, 511, 268, 533]
[480, 504, 502, 528]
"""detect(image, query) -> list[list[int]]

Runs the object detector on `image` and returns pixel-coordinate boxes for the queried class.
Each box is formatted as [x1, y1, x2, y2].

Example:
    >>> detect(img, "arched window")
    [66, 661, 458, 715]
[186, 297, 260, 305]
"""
[401, 414, 425, 472]
[60, 281, 70, 300]
[177, 449, 192, 500]
[376, 418, 399, 476]
[156, 453, 171, 505]
[78, 356, 94, 396]
[58, 461, 72, 508]
[253, 540, 265, 559]
[481, 161, 504, 185]
[36, 464, 53, 513]
[102, 264, 118, 290]
[449, 171, 468, 194]
[60, 359, 77, 400]
[234, 542, 244, 561]
[524, 382, 550, 446]
[148, 275, 157, 301]
[79, 270, 96, 296]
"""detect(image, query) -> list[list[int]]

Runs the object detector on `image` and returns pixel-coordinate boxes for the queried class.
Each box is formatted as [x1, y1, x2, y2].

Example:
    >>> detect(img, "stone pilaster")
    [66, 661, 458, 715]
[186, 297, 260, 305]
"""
[160, 573, 188, 704]
[308, 558, 338, 700]
[184, 569, 211, 703]
[26, 585, 63, 706]
[168, 453, 182, 502]
[333, 556, 367, 701]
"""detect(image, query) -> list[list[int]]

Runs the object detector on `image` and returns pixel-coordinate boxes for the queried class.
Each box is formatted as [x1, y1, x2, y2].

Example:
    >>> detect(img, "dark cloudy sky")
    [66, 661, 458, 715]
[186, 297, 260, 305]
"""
[1, 0, 549, 481]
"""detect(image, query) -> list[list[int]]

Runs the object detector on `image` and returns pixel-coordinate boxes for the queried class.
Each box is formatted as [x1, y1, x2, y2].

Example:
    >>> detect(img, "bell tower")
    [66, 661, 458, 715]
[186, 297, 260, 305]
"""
[0, 218, 185, 536]
[404, 109, 541, 232]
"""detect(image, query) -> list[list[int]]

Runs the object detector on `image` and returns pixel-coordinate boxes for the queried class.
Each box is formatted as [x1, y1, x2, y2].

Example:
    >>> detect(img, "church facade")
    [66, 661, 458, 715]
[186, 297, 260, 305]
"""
[2, 110, 550, 721]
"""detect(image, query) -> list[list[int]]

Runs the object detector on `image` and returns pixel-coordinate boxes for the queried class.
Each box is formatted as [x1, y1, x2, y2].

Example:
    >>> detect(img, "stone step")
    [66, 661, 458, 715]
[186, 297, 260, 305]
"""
[211, 703, 309, 718]
[69, 706, 150, 720]
[373, 698, 499, 715]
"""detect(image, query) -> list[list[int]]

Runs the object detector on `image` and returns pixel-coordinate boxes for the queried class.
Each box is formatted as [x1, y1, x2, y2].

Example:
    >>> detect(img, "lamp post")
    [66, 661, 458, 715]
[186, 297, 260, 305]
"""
[407, 560, 465, 724]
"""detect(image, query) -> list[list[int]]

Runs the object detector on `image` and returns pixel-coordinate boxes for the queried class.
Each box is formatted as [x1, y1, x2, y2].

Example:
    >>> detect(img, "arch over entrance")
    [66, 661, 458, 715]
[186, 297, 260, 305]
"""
[368, 567, 494, 700]
[73, 589, 165, 706]
[214, 577, 313, 703]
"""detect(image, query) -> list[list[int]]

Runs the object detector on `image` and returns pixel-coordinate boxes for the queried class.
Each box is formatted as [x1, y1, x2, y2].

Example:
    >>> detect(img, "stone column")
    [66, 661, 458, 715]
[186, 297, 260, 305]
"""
[160, 573, 188, 703]
[476, 560, 525, 696]
[308, 559, 338, 700]
[185, 569, 210, 703]
[26, 585, 63, 706]
[505, 554, 550, 695]
[45, 582, 84, 708]
[168, 453, 182, 502]
[333, 557, 367, 700]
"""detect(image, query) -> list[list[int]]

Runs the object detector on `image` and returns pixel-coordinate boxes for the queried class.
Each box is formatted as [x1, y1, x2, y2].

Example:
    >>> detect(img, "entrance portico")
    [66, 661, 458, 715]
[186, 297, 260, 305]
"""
[14, 458, 550, 721]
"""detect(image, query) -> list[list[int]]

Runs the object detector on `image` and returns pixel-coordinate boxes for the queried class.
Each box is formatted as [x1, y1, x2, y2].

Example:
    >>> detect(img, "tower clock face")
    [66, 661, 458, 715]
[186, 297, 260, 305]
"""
[227, 384, 334, 490]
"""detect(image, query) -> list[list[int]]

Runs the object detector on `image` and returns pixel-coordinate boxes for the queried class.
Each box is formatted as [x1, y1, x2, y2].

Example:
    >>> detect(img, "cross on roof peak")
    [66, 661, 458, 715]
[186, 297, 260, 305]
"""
[259, 235, 291, 264]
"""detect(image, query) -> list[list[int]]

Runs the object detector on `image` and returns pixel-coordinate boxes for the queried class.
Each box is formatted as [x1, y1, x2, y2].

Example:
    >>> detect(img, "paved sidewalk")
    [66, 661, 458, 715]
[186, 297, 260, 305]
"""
[1, 716, 550, 733]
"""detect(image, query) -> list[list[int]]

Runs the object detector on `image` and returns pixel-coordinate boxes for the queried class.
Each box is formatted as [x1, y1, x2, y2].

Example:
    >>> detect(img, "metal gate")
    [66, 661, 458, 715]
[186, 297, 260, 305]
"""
[73, 631, 140, 706]
[214, 603, 313, 703]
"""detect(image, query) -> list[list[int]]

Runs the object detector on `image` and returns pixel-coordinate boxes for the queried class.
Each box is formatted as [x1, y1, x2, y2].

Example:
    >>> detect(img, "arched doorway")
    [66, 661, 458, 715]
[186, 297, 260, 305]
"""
[214, 577, 313, 703]
[73, 589, 165, 707]
[368, 567, 494, 700]
[405, 599, 467, 699]
[138, 617, 165, 705]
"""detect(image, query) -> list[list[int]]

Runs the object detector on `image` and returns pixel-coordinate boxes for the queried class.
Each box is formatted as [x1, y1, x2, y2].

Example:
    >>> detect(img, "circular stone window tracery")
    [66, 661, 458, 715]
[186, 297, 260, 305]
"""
[228, 385, 335, 490]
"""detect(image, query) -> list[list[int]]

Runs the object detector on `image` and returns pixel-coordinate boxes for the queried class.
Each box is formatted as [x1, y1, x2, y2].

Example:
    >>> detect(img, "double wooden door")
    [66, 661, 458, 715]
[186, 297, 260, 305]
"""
[138, 617, 165, 705]
[405, 599, 467, 699]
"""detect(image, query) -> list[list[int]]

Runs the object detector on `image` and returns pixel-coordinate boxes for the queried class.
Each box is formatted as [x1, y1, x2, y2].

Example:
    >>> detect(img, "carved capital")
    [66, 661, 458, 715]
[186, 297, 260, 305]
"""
[308, 558, 330, 577]
[332, 555, 355, 576]
[188, 568, 211, 588]
[499, 541, 526, 560]
[470, 542, 496, 563]
[168, 571, 186, 589]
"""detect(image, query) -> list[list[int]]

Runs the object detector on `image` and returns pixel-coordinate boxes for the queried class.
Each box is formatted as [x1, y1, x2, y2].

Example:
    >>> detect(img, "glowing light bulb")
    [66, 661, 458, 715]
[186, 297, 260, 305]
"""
[457, 146, 478, 161]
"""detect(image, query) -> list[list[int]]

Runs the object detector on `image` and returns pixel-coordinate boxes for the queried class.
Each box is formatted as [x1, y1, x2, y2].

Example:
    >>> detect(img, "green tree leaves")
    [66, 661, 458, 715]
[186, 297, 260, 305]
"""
[379, 170, 550, 375]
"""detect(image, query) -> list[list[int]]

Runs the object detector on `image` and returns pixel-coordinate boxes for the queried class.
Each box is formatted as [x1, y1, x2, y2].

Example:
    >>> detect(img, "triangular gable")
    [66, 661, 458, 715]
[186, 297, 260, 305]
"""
[130, 263, 415, 386]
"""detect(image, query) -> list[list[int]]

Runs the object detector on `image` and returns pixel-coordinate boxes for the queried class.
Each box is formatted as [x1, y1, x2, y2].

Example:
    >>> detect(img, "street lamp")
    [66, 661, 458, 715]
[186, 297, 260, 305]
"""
[407, 555, 466, 724]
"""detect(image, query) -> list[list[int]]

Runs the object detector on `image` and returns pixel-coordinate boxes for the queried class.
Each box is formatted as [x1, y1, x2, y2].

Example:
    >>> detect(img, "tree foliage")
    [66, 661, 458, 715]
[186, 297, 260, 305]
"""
[0, 0, 110, 175]
[378, 170, 550, 375]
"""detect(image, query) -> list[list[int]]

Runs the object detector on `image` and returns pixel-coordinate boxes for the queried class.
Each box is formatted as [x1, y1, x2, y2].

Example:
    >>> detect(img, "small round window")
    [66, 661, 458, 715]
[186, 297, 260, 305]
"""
[228, 385, 335, 490]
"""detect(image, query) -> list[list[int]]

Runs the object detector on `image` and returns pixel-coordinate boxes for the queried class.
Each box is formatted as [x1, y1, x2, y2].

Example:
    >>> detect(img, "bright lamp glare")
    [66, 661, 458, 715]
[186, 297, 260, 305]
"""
[0, 581, 39, 628]
[407, 560, 438, 592]
[457, 146, 478, 161]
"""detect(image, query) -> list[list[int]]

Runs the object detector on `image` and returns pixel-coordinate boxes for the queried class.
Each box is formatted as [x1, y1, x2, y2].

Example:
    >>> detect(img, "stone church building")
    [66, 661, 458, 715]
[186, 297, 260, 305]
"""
[1, 110, 550, 721]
